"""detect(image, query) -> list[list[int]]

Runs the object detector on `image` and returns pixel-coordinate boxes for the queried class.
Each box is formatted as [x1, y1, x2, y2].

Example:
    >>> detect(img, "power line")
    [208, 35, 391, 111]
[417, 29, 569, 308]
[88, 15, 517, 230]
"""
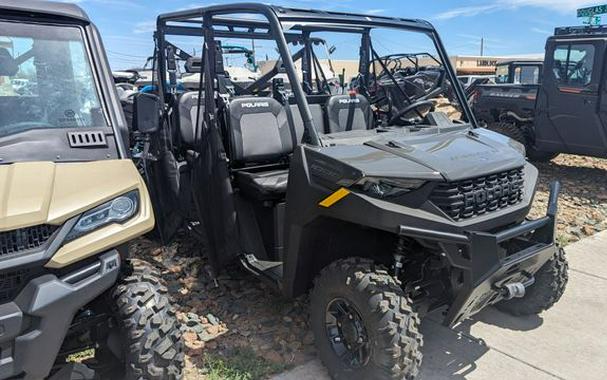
[106, 49, 150, 59]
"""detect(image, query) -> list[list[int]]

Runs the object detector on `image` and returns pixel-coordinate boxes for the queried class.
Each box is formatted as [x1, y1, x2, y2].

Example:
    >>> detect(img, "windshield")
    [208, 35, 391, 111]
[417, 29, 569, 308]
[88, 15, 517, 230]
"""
[495, 64, 509, 83]
[513, 65, 540, 85]
[360, 29, 464, 125]
[0, 21, 106, 138]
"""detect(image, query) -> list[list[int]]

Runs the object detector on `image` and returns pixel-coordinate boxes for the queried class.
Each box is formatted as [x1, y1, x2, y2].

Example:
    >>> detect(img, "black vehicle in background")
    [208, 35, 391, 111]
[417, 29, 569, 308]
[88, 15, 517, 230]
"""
[472, 26, 607, 161]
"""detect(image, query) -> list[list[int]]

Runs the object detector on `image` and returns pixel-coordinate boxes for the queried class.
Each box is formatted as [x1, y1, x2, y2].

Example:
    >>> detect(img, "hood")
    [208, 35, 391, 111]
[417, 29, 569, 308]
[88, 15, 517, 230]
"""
[320, 128, 526, 182]
[0, 160, 143, 232]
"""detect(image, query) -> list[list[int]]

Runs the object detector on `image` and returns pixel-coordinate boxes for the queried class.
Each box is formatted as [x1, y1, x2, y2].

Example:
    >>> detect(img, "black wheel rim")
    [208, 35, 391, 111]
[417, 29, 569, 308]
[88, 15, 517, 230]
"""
[325, 298, 371, 368]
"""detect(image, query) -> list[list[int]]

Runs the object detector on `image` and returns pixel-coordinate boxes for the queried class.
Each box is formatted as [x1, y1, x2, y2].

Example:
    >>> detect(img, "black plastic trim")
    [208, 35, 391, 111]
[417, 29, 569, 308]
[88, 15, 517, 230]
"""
[0, 217, 78, 271]
[440, 181, 561, 326]
[0, 251, 120, 379]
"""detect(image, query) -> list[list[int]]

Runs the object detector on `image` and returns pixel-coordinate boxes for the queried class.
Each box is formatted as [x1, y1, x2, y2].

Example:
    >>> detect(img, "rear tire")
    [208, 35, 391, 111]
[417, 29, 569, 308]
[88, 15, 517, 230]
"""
[111, 259, 184, 379]
[496, 247, 568, 316]
[487, 121, 527, 146]
[486, 122, 558, 162]
[310, 258, 423, 380]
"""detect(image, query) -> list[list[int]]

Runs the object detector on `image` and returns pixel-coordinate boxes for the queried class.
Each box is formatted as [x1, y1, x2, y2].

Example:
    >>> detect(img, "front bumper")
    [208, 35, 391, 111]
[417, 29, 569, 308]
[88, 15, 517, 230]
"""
[399, 182, 562, 327]
[0, 251, 120, 380]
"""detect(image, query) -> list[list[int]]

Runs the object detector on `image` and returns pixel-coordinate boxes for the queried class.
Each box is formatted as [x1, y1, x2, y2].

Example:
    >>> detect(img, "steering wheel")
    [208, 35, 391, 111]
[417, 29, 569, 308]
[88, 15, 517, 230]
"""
[389, 99, 435, 125]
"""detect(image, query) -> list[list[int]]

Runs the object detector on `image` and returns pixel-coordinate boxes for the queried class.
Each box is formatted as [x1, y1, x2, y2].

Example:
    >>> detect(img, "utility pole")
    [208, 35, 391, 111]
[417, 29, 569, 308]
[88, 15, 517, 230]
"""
[480, 37, 484, 57]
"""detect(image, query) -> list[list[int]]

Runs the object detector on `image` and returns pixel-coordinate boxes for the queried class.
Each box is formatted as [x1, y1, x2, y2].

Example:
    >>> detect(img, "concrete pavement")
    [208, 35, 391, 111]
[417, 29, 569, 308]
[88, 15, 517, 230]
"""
[272, 231, 607, 380]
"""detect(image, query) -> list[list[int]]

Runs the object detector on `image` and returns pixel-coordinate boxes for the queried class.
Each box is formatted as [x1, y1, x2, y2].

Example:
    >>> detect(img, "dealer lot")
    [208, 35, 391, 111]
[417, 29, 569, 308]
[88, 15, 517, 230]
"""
[273, 231, 607, 380]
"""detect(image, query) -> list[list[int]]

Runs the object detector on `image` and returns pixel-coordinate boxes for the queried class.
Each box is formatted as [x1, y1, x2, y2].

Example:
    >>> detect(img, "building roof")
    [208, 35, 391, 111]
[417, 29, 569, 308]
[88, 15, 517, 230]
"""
[0, 0, 89, 22]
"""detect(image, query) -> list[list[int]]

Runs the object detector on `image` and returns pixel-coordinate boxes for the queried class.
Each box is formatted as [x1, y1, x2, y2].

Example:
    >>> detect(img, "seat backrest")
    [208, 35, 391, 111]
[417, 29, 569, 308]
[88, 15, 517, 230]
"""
[326, 94, 373, 133]
[228, 97, 295, 164]
[178, 91, 205, 147]
[289, 104, 326, 142]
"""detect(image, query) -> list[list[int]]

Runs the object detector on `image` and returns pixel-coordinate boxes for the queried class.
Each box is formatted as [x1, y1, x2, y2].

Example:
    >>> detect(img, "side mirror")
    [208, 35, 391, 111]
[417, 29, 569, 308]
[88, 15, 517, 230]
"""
[133, 92, 160, 134]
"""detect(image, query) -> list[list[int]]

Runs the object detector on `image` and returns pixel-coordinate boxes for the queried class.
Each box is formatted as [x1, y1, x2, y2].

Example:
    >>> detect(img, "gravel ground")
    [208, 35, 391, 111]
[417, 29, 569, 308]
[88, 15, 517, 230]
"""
[529, 155, 607, 244]
[130, 154, 607, 380]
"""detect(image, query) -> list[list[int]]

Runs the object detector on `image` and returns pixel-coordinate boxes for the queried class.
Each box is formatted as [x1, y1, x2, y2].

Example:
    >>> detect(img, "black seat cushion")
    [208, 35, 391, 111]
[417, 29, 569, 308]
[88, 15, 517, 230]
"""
[235, 169, 289, 200]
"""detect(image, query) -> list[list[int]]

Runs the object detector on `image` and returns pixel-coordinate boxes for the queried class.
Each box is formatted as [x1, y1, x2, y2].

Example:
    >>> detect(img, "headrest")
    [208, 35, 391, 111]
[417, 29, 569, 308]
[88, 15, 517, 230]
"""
[327, 94, 370, 110]
[185, 57, 201, 73]
[229, 97, 284, 118]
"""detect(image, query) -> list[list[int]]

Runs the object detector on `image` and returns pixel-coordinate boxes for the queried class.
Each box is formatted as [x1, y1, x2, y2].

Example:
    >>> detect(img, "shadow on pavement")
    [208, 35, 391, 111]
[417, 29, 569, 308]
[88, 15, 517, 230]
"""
[469, 307, 543, 332]
[419, 307, 543, 379]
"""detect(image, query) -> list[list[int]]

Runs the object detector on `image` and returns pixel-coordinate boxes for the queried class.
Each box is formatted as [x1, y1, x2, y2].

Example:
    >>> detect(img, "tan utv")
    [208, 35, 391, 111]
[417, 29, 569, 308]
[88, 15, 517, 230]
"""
[0, 1, 183, 379]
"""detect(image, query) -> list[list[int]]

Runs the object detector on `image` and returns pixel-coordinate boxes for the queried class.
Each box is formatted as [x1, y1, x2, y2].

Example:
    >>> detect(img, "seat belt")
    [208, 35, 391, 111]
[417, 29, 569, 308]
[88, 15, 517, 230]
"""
[345, 92, 357, 132]
[283, 93, 299, 149]
[274, 78, 299, 149]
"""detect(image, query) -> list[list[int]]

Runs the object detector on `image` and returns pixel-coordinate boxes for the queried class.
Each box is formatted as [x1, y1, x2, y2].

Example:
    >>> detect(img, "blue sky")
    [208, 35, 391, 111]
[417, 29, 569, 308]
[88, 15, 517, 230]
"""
[64, 0, 600, 69]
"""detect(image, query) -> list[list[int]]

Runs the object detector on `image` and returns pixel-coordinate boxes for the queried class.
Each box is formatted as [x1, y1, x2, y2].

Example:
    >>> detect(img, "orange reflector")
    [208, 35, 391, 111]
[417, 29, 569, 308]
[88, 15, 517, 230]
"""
[319, 188, 351, 208]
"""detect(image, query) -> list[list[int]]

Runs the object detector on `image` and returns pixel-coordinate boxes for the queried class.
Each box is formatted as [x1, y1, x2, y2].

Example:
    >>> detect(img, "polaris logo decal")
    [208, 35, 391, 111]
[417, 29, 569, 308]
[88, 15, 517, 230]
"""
[241, 102, 269, 109]
[338, 98, 360, 104]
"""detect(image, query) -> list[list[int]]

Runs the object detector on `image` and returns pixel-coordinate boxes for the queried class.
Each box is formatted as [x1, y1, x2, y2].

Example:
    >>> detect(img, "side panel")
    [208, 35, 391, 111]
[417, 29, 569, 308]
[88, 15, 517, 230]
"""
[536, 39, 607, 156]
[473, 84, 538, 123]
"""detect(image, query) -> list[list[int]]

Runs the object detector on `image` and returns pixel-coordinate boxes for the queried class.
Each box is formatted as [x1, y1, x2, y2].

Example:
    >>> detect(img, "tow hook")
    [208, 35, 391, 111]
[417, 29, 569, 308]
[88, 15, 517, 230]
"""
[501, 283, 526, 300]
[499, 277, 535, 300]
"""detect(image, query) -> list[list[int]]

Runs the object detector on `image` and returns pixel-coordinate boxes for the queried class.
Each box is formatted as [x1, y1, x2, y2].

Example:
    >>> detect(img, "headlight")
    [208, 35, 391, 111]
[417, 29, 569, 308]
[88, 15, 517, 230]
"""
[65, 191, 139, 241]
[356, 177, 426, 199]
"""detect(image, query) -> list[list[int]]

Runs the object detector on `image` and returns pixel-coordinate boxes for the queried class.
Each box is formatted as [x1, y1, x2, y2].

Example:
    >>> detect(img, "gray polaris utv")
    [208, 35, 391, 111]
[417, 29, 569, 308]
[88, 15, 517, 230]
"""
[140, 4, 568, 379]
[0, 1, 182, 379]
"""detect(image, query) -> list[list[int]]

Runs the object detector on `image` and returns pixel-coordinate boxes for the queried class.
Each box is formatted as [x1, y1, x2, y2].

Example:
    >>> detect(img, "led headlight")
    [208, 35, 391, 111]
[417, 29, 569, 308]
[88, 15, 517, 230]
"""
[356, 177, 426, 199]
[65, 191, 139, 241]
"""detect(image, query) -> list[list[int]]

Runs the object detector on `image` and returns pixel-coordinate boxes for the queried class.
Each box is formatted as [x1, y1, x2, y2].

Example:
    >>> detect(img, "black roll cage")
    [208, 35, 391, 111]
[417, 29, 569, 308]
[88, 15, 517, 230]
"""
[154, 3, 474, 147]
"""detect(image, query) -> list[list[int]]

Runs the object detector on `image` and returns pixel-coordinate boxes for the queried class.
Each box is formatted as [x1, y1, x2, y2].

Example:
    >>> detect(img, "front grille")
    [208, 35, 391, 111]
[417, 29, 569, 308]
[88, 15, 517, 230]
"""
[0, 225, 58, 258]
[0, 268, 32, 304]
[430, 168, 524, 220]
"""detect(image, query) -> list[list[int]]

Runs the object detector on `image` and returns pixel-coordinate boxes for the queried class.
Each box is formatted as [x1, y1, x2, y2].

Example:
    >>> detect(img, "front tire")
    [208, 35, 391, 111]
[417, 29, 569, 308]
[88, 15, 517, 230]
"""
[110, 259, 184, 379]
[310, 258, 423, 380]
[496, 248, 569, 316]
